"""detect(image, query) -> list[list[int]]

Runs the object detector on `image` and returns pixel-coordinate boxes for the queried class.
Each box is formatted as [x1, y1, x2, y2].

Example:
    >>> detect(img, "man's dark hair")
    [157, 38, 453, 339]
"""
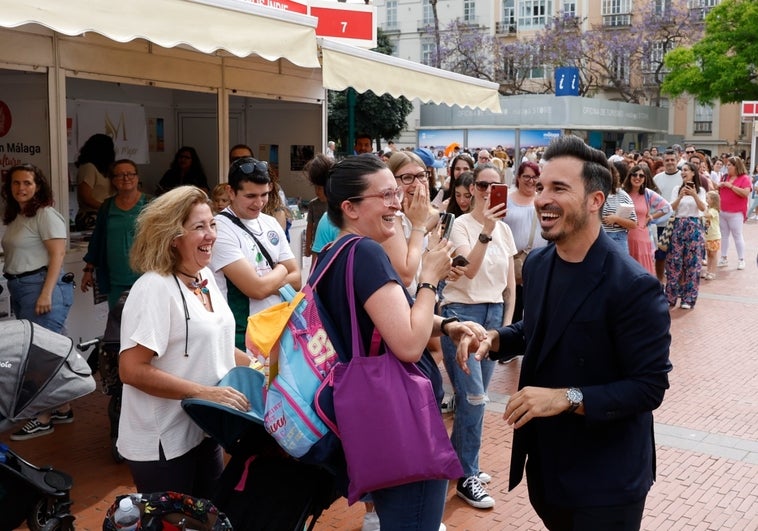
[228, 157, 270, 191]
[663, 150, 676, 157]
[355, 132, 371, 144]
[229, 144, 254, 163]
[542, 135, 611, 200]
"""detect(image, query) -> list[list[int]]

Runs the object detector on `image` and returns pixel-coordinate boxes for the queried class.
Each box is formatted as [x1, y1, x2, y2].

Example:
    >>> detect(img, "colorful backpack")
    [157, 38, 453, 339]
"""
[245, 235, 360, 466]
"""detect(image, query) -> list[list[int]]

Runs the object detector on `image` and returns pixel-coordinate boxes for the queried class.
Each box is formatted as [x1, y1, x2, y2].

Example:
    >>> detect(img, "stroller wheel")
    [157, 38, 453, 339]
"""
[40, 517, 61, 531]
[27, 498, 51, 531]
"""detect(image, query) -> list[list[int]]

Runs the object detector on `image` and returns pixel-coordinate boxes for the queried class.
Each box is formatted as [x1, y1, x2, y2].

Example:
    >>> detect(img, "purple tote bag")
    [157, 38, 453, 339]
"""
[331, 249, 463, 505]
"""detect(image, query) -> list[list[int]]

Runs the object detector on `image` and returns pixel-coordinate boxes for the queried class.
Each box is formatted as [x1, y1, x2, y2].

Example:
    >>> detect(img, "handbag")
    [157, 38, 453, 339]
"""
[657, 215, 676, 252]
[331, 260, 463, 505]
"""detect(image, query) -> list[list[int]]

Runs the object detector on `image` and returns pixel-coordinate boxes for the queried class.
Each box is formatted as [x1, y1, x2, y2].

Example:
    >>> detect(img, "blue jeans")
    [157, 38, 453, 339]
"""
[372, 479, 448, 530]
[605, 230, 629, 254]
[8, 269, 73, 334]
[440, 302, 502, 478]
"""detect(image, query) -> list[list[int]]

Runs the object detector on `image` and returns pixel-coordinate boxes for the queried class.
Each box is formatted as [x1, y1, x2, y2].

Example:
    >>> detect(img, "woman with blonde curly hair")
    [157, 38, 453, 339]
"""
[118, 185, 250, 498]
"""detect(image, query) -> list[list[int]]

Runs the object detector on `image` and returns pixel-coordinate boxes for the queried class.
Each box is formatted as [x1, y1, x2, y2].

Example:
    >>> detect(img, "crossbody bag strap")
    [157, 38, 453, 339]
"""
[218, 210, 275, 269]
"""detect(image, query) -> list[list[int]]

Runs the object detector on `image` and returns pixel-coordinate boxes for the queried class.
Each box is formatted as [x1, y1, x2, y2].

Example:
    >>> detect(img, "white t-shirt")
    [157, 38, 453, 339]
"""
[442, 213, 517, 306]
[1, 207, 67, 275]
[671, 186, 706, 218]
[210, 208, 295, 316]
[654, 171, 682, 202]
[117, 270, 236, 461]
[503, 199, 547, 252]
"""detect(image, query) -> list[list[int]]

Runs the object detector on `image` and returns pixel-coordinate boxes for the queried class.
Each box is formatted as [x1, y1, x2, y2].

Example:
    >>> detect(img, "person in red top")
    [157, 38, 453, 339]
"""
[717, 157, 751, 270]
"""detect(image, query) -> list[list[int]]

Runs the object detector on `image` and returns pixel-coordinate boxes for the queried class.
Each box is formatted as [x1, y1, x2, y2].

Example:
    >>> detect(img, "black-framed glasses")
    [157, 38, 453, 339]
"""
[348, 187, 403, 207]
[231, 157, 269, 178]
[474, 181, 498, 191]
[112, 172, 138, 180]
[395, 171, 429, 185]
[520, 174, 539, 181]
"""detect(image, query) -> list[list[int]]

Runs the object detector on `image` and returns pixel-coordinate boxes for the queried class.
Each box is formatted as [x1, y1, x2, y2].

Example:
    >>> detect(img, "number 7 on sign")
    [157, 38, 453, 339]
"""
[341, 21, 348, 33]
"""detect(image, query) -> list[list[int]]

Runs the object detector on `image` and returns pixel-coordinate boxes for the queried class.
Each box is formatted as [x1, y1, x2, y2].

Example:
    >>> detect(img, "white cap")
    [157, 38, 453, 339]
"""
[119, 497, 134, 511]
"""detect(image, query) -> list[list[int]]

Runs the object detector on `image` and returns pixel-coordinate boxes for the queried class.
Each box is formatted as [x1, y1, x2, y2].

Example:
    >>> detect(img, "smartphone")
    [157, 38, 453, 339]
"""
[452, 255, 470, 267]
[490, 183, 508, 209]
[439, 212, 455, 240]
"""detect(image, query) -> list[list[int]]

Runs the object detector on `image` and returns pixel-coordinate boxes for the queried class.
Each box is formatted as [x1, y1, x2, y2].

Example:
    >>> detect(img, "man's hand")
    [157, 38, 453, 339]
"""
[503, 386, 569, 429]
[453, 328, 499, 375]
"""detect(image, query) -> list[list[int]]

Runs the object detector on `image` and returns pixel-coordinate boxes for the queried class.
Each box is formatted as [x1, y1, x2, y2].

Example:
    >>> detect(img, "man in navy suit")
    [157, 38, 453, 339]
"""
[456, 135, 672, 530]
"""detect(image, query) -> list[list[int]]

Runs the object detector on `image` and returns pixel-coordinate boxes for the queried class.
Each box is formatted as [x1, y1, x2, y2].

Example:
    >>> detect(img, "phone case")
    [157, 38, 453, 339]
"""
[490, 184, 508, 208]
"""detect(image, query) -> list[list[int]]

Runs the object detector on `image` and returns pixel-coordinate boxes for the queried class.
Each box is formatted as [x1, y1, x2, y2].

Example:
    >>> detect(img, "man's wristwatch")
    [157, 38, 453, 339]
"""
[566, 387, 583, 414]
[478, 232, 492, 244]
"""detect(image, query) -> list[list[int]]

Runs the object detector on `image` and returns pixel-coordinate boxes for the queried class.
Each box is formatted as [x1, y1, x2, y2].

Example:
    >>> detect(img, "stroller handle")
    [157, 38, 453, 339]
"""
[76, 338, 101, 351]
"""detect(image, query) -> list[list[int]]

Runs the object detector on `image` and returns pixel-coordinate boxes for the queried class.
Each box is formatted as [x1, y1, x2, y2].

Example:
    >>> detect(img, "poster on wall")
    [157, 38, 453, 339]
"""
[0, 94, 49, 181]
[468, 129, 516, 151]
[73, 100, 150, 163]
[520, 129, 561, 149]
[417, 129, 465, 151]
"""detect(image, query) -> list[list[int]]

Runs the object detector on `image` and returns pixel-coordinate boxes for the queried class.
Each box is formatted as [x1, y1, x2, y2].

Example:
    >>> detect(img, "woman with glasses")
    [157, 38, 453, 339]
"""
[81, 160, 152, 309]
[622, 165, 671, 275]
[3, 164, 75, 441]
[503, 161, 547, 320]
[439, 163, 515, 511]
[311, 155, 485, 529]
[385, 151, 438, 289]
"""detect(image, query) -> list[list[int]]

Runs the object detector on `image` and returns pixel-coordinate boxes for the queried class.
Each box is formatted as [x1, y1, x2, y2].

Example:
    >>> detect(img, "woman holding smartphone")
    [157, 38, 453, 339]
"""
[665, 162, 706, 309]
[439, 163, 516, 510]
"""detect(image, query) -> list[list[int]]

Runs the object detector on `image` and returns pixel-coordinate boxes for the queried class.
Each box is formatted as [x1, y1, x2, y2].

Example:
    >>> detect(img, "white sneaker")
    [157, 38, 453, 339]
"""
[477, 471, 492, 484]
[680, 303, 692, 310]
[717, 257, 728, 267]
[737, 260, 746, 270]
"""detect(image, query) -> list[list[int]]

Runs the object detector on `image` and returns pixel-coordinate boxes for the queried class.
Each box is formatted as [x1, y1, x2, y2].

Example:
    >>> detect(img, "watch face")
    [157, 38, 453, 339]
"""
[567, 388, 583, 404]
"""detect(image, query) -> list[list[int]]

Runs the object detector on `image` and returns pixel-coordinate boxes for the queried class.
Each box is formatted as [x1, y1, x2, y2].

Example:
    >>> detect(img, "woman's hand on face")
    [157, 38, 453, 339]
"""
[199, 385, 250, 412]
[421, 239, 453, 283]
[405, 184, 430, 227]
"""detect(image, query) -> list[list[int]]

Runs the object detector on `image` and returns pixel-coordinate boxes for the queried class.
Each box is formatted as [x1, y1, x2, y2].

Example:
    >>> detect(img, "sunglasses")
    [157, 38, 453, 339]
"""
[685, 150, 695, 154]
[474, 181, 498, 191]
[395, 171, 429, 185]
[348, 187, 403, 207]
[631, 172, 646, 178]
[231, 158, 269, 178]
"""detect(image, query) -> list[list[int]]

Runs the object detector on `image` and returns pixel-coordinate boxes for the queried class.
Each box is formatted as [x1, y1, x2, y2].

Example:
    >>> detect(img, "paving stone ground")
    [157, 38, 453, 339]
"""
[4, 224, 757, 530]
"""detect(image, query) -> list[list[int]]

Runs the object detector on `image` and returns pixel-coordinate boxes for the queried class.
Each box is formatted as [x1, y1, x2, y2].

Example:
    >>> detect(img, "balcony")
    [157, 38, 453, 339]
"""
[602, 14, 632, 27]
[495, 21, 517, 34]
[693, 121, 713, 135]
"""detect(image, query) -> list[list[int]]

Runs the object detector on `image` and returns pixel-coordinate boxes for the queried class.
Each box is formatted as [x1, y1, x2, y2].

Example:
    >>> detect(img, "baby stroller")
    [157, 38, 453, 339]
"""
[0, 319, 97, 531]
[77, 290, 128, 464]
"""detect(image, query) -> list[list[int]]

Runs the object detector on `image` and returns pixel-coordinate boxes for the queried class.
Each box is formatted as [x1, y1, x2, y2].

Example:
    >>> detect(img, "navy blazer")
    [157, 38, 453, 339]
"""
[496, 230, 672, 508]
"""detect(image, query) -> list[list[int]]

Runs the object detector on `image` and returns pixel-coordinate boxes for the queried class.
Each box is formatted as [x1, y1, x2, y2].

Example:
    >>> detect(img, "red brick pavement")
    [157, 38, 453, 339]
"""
[3, 225, 757, 530]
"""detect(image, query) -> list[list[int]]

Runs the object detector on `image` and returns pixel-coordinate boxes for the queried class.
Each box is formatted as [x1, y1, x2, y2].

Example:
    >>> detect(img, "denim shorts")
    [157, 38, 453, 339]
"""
[8, 269, 74, 334]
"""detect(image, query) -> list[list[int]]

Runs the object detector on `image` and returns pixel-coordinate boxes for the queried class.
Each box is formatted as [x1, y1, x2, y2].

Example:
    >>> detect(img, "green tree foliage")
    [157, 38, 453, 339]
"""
[327, 30, 413, 152]
[662, 0, 758, 104]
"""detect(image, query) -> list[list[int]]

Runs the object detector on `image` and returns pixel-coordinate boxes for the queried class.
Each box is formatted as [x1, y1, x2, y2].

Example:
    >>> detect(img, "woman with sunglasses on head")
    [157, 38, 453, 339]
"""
[3, 164, 75, 441]
[622, 165, 671, 275]
[81, 159, 152, 309]
[439, 163, 515, 511]
[117, 186, 250, 497]
[311, 155, 485, 530]
[503, 161, 547, 320]
[665, 162, 707, 309]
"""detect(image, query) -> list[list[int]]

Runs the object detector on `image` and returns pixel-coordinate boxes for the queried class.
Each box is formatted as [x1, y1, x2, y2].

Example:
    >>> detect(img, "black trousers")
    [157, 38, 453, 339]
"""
[526, 460, 646, 531]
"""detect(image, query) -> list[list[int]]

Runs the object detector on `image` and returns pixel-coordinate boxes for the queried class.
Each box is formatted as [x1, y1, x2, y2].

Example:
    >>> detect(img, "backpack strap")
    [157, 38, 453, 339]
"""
[307, 235, 362, 289]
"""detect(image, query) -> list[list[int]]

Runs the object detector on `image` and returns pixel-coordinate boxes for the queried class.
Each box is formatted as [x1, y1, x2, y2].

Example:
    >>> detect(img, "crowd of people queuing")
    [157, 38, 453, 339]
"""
[10, 131, 758, 530]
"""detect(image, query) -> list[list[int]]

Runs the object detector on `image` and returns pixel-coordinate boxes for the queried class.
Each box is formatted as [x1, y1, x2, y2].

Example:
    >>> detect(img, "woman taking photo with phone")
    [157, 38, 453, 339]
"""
[439, 163, 516, 510]
[665, 162, 706, 309]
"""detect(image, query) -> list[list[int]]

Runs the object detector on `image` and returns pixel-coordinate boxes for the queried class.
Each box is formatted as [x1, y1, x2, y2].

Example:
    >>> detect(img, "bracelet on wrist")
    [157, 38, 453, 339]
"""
[440, 316, 460, 336]
[416, 282, 437, 296]
[411, 226, 427, 235]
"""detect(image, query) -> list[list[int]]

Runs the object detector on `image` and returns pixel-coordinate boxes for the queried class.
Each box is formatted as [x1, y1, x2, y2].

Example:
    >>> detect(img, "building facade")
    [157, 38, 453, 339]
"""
[374, 0, 751, 158]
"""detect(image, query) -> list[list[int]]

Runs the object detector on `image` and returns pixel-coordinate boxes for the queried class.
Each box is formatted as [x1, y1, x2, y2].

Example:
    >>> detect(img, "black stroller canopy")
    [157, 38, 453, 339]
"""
[0, 320, 96, 433]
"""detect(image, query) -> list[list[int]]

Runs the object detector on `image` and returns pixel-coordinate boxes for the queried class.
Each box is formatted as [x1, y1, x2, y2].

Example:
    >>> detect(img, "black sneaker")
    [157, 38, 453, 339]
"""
[50, 409, 74, 424]
[10, 419, 54, 441]
[457, 476, 495, 509]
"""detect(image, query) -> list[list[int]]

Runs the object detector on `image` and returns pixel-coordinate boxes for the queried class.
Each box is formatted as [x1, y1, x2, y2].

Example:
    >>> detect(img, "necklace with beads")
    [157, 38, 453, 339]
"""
[176, 269, 210, 308]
